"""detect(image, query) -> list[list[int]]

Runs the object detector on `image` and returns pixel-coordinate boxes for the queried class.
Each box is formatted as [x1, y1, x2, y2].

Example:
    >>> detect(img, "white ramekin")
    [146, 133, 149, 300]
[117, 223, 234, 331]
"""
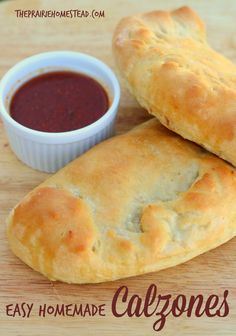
[0, 51, 120, 173]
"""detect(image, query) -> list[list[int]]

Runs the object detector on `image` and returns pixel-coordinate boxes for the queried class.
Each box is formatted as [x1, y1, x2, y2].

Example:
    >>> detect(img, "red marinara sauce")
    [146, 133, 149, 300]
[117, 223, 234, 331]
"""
[10, 71, 109, 133]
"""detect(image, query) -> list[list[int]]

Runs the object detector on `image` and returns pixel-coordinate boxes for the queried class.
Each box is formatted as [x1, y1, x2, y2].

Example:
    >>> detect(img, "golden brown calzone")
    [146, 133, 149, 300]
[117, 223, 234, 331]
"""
[7, 119, 236, 283]
[113, 6, 236, 167]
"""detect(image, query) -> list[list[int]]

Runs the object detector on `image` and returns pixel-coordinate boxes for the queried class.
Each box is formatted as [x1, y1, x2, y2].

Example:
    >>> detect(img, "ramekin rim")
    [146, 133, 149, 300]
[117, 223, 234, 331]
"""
[0, 50, 120, 141]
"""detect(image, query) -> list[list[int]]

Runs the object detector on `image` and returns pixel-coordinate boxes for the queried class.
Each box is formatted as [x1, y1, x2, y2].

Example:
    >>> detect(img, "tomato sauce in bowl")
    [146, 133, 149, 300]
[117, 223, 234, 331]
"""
[0, 51, 120, 172]
[10, 71, 109, 133]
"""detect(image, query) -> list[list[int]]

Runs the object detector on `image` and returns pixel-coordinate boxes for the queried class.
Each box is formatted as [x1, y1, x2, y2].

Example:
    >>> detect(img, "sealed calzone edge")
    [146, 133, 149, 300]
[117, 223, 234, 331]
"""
[7, 119, 236, 283]
[113, 6, 236, 167]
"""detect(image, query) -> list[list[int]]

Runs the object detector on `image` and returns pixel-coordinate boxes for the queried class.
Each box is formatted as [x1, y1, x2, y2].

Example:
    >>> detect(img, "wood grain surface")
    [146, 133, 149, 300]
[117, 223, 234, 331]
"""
[0, 0, 235, 335]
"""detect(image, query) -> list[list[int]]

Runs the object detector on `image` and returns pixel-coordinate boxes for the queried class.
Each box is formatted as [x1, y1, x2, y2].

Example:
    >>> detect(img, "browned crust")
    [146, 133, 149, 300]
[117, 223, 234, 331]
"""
[113, 6, 236, 166]
[7, 119, 236, 283]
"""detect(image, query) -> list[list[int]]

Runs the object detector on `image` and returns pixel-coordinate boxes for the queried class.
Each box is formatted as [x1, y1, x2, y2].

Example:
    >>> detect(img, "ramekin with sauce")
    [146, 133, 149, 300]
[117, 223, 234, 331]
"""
[0, 51, 120, 172]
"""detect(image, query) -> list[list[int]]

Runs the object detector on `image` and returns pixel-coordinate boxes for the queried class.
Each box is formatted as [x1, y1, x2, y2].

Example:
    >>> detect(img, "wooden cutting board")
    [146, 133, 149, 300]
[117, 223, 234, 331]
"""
[0, 0, 235, 335]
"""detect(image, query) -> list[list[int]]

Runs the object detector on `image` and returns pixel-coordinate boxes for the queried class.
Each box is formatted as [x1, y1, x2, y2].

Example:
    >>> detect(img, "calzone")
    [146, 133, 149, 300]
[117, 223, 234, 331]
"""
[113, 6, 236, 167]
[7, 119, 236, 283]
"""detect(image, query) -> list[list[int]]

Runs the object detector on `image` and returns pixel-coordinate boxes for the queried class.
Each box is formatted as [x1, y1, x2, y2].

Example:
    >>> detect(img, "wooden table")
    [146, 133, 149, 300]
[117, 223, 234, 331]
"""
[0, 0, 235, 335]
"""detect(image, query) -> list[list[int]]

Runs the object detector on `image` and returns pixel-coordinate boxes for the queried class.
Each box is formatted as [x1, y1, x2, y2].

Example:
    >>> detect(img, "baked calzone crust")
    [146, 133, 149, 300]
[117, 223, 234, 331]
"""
[7, 119, 236, 283]
[113, 6, 236, 167]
